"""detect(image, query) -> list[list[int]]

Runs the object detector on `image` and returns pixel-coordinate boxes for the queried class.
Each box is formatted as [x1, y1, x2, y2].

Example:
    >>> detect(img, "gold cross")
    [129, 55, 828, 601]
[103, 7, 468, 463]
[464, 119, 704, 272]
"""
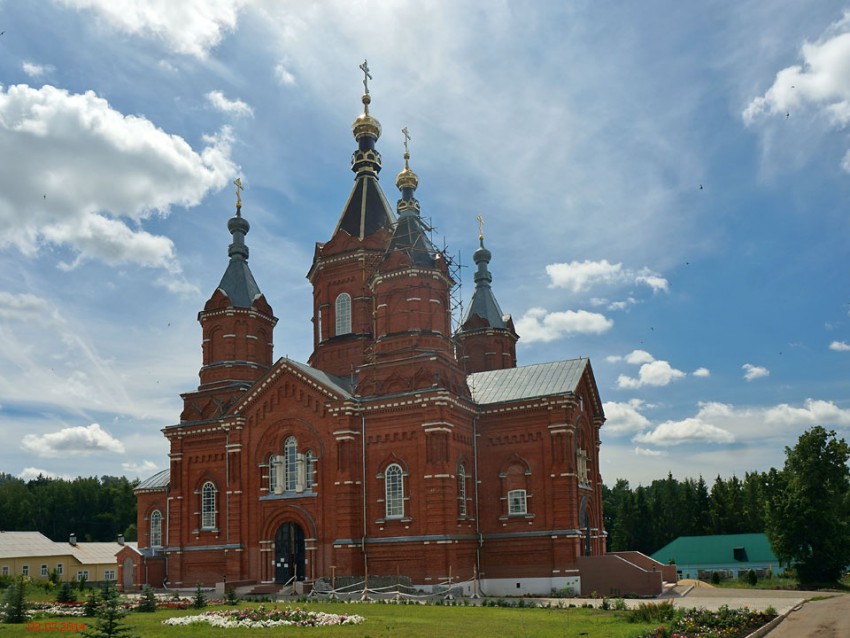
[234, 177, 243, 208]
[359, 59, 372, 95]
[476, 214, 484, 241]
[402, 127, 411, 156]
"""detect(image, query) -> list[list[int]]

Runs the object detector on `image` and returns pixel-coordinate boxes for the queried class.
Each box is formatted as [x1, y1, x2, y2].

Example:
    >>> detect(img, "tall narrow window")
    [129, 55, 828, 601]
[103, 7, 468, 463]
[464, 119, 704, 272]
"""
[284, 437, 298, 491]
[457, 464, 467, 517]
[150, 510, 162, 547]
[335, 293, 351, 335]
[317, 307, 323, 342]
[305, 450, 315, 490]
[201, 481, 216, 529]
[508, 489, 527, 515]
[385, 464, 404, 519]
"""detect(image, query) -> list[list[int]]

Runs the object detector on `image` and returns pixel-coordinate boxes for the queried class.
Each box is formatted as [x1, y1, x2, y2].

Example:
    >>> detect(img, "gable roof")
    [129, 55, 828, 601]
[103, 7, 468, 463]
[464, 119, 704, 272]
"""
[468, 359, 588, 405]
[651, 533, 778, 565]
[0, 531, 67, 559]
[284, 358, 355, 398]
[70, 542, 129, 565]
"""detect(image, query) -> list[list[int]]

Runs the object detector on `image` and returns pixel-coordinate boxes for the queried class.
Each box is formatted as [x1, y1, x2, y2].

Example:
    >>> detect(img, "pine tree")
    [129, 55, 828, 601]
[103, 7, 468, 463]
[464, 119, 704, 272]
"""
[2, 575, 28, 624]
[56, 581, 77, 604]
[136, 586, 157, 613]
[82, 583, 137, 638]
[192, 583, 207, 609]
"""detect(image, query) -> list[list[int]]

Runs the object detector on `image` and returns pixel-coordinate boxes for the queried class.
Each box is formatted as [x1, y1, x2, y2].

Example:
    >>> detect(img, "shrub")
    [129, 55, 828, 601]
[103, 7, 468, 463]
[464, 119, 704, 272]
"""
[711, 571, 721, 585]
[627, 601, 677, 624]
[84, 589, 100, 616]
[747, 569, 758, 586]
[56, 581, 77, 604]
[225, 587, 239, 605]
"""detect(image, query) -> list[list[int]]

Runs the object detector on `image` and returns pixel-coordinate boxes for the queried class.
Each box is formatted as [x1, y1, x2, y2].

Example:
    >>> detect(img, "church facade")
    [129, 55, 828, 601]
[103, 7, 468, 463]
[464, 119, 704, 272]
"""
[125, 73, 607, 597]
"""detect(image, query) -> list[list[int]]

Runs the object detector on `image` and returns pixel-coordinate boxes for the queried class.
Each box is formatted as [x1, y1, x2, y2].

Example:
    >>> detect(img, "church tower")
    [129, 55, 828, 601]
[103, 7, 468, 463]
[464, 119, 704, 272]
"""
[357, 130, 468, 397]
[180, 183, 277, 422]
[307, 61, 395, 377]
[454, 229, 518, 373]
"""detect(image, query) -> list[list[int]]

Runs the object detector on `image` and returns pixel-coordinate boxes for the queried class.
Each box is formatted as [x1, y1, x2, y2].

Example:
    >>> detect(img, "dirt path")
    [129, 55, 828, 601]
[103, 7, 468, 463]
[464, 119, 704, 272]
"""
[767, 594, 850, 637]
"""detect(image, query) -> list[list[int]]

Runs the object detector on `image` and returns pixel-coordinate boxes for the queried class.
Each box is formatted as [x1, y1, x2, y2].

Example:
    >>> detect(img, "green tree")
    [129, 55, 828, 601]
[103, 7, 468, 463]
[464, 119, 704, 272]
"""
[2, 575, 28, 623]
[83, 583, 136, 638]
[765, 426, 850, 584]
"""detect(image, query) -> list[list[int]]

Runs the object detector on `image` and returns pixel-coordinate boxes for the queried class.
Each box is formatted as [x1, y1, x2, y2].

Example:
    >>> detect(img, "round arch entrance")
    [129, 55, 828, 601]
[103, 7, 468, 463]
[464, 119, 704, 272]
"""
[274, 522, 306, 584]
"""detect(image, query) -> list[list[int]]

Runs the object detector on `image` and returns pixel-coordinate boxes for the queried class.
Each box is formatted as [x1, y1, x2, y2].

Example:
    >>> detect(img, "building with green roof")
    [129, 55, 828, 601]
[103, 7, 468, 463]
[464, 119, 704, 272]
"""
[651, 533, 781, 581]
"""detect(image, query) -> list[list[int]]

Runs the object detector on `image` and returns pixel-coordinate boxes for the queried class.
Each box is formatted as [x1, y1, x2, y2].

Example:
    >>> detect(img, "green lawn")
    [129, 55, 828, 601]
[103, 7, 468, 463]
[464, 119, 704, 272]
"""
[1, 601, 657, 638]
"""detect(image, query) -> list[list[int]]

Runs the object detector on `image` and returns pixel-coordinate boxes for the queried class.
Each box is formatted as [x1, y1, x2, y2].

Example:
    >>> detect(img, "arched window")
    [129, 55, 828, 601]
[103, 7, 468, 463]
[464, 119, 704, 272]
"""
[335, 293, 351, 336]
[284, 436, 298, 491]
[201, 482, 216, 529]
[457, 464, 467, 517]
[305, 450, 315, 490]
[150, 510, 162, 547]
[385, 464, 404, 519]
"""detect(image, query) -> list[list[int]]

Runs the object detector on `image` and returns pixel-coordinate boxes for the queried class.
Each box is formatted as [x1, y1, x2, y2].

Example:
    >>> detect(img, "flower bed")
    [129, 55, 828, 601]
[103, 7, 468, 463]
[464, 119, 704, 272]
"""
[163, 605, 366, 629]
[637, 605, 777, 638]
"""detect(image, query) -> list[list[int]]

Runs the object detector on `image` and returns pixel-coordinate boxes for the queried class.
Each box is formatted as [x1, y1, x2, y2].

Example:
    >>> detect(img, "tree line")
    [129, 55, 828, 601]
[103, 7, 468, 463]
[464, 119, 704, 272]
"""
[604, 426, 850, 584]
[0, 474, 138, 542]
[602, 470, 777, 556]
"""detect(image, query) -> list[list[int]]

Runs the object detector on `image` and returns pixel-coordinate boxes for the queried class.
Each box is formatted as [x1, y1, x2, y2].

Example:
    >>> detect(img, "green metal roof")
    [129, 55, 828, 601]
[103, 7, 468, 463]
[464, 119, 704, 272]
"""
[651, 533, 778, 565]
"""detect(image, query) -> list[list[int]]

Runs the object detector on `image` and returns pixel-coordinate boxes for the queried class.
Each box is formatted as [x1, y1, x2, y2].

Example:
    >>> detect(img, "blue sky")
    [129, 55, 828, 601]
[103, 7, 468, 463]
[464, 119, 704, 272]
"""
[1, 1, 849, 487]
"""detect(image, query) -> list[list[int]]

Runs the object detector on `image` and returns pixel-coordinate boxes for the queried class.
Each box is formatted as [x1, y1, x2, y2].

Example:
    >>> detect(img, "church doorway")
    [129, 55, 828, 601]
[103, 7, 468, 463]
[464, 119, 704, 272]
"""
[274, 522, 305, 584]
[122, 557, 135, 591]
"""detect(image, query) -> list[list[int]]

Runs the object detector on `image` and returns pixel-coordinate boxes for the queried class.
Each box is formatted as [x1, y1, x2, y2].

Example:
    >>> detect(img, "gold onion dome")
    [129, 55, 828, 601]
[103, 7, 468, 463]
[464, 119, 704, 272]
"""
[352, 94, 382, 140]
[396, 153, 419, 191]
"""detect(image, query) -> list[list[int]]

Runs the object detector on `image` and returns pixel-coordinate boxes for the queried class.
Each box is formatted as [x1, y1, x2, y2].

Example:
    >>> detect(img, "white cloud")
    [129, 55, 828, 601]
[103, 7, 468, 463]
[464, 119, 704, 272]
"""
[764, 398, 850, 427]
[624, 349, 655, 365]
[22, 61, 54, 78]
[634, 415, 735, 447]
[206, 90, 253, 118]
[18, 467, 74, 481]
[515, 307, 613, 343]
[0, 292, 62, 325]
[275, 62, 296, 86]
[58, 0, 245, 59]
[603, 399, 651, 435]
[545, 260, 668, 295]
[829, 340, 850, 351]
[742, 363, 769, 381]
[634, 446, 667, 457]
[618, 359, 686, 389]
[692, 367, 711, 377]
[121, 460, 159, 476]
[0, 84, 236, 269]
[743, 11, 850, 172]
[21, 423, 125, 457]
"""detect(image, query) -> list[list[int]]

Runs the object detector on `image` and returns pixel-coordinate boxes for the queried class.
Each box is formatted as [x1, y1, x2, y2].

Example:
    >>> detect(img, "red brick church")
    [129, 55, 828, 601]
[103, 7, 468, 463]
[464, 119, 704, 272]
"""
[122, 69, 608, 597]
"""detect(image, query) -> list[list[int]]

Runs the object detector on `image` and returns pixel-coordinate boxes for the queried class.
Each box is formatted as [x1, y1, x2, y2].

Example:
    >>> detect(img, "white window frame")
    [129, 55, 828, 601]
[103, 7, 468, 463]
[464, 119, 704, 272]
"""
[335, 293, 352, 336]
[385, 464, 404, 519]
[104, 570, 116, 581]
[1, 566, 8, 576]
[201, 481, 217, 529]
[284, 437, 298, 491]
[21, 565, 29, 576]
[56, 563, 63, 576]
[150, 509, 163, 547]
[458, 464, 467, 517]
[76, 570, 89, 582]
[508, 489, 527, 515]
[40, 564, 48, 577]
[305, 450, 315, 490]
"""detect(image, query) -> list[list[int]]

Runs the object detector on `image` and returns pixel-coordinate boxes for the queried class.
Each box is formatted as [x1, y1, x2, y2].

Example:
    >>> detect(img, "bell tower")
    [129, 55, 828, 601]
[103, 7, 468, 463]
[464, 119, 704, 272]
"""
[307, 60, 395, 376]
[454, 220, 518, 373]
[180, 180, 277, 422]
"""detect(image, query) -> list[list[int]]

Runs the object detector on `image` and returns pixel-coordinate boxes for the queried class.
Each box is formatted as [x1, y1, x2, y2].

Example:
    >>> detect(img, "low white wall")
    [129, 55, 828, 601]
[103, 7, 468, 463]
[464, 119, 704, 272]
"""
[479, 575, 580, 598]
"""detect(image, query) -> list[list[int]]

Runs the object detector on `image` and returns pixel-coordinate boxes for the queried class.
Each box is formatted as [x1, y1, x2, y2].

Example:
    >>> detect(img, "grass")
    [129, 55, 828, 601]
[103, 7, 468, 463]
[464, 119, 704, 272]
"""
[0, 600, 657, 638]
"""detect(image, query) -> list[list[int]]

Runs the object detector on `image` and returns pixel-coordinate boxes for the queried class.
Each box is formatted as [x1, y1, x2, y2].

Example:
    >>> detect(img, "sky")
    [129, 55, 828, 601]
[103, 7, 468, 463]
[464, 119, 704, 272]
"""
[1, 1, 849, 488]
